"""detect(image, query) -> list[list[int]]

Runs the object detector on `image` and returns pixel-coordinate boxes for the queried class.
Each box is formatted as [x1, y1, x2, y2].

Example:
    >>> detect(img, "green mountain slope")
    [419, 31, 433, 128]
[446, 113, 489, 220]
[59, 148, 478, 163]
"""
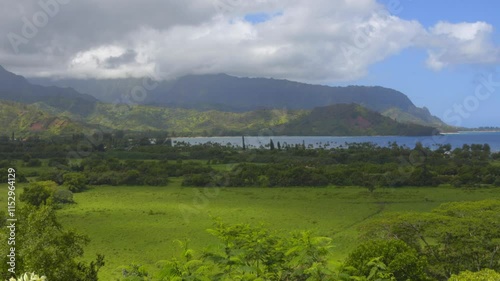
[382, 107, 455, 132]
[87, 103, 308, 136]
[280, 104, 437, 136]
[85, 103, 436, 136]
[31, 73, 449, 129]
[0, 100, 438, 137]
[0, 100, 89, 137]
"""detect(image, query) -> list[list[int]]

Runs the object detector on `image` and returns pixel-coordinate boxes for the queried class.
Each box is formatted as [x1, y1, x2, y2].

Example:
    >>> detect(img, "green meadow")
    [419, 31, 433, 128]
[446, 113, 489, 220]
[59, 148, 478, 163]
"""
[41, 182, 500, 280]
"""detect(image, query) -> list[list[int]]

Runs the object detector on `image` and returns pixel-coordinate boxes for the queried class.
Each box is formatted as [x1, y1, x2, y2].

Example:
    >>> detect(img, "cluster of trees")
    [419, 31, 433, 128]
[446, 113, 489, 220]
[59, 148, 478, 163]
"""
[20, 181, 75, 205]
[0, 132, 171, 161]
[0, 160, 27, 183]
[360, 200, 500, 280]
[183, 163, 330, 187]
[181, 143, 500, 188]
[0, 137, 69, 159]
[38, 156, 214, 188]
[0, 182, 104, 281]
[5, 139, 499, 189]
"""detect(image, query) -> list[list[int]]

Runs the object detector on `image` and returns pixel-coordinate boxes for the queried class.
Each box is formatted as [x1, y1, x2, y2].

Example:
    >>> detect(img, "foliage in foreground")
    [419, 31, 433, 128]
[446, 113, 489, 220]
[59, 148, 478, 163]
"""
[448, 269, 500, 281]
[3, 200, 500, 280]
[124, 220, 334, 281]
[362, 200, 500, 280]
[1, 189, 104, 281]
[342, 239, 430, 281]
[119, 215, 500, 281]
[6, 272, 46, 281]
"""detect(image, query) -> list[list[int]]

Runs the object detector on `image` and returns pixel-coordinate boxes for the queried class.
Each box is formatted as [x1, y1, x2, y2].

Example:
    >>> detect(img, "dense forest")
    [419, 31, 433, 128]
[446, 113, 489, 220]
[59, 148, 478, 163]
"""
[1, 135, 498, 189]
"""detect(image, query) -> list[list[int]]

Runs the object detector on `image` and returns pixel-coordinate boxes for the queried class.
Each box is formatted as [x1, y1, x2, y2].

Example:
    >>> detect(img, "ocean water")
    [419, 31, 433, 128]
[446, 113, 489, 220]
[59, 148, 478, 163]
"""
[173, 132, 500, 152]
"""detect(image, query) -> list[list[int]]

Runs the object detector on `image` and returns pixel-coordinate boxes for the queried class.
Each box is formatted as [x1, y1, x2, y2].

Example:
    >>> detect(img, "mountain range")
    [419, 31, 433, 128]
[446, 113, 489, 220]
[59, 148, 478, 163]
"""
[31, 73, 447, 128]
[0, 65, 449, 137]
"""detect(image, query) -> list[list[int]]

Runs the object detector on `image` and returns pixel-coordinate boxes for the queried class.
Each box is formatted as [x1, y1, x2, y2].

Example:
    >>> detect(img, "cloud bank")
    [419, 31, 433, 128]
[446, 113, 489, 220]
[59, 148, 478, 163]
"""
[1, 0, 498, 81]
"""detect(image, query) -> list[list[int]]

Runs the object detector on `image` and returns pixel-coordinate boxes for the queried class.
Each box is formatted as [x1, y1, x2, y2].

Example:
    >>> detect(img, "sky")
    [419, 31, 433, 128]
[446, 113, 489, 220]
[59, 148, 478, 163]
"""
[0, 0, 499, 127]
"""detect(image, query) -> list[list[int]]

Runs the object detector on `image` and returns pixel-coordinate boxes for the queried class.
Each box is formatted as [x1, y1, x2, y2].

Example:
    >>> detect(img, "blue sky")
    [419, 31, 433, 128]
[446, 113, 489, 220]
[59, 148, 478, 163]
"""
[343, 0, 500, 127]
[1, 0, 498, 127]
[242, 1, 500, 127]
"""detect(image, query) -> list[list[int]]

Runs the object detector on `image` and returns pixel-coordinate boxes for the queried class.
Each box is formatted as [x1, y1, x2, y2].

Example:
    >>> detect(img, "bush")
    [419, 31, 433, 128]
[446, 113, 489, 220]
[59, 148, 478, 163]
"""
[48, 158, 69, 168]
[25, 159, 42, 167]
[182, 173, 212, 186]
[159, 221, 334, 281]
[8, 272, 47, 281]
[38, 170, 66, 185]
[19, 181, 57, 207]
[448, 269, 500, 281]
[53, 190, 74, 204]
[343, 239, 429, 281]
[63, 173, 88, 193]
[494, 177, 500, 187]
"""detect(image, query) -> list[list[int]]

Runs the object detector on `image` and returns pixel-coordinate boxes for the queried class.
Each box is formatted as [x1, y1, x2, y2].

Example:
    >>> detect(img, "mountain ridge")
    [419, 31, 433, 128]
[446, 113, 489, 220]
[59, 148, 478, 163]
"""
[0, 66, 98, 116]
[0, 99, 436, 137]
[0, 65, 445, 136]
[28, 71, 448, 129]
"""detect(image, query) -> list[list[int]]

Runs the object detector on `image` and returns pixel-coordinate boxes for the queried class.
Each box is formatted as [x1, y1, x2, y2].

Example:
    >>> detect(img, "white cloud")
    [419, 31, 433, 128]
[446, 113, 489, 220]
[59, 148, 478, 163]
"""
[431, 21, 492, 41]
[66, 45, 155, 79]
[0, 0, 498, 81]
[423, 21, 499, 70]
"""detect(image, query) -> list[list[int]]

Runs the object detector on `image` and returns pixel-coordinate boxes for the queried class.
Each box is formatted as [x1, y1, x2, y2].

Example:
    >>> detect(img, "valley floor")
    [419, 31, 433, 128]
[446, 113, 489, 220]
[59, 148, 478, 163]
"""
[42, 182, 500, 280]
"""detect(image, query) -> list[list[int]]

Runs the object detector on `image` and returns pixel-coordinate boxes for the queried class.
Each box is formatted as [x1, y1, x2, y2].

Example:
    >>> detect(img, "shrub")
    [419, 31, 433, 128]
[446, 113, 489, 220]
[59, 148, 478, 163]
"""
[158, 221, 334, 281]
[53, 189, 74, 204]
[7, 272, 47, 281]
[494, 177, 500, 187]
[48, 158, 69, 168]
[448, 269, 500, 281]
[19, 181, 57, 207]
[25, 159, 42, 167]
[343, 239, 429, 281]
[63, 173, 88, 193]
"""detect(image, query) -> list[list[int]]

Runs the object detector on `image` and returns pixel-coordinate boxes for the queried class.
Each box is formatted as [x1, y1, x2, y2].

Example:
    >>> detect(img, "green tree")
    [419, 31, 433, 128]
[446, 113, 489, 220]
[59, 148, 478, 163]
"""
[157, 220, 334, 280]
[19, 181, 57, 207]
[0, 205, 104, 281]
[26, 159, 42, 167]
[362, 200, 500, 280]
[118, 264, 151, 281]
[53, 189, 74, 204]
[343, 239, 429, 281]
[448, 269, 500, 281]
[63, 173, 88, 193]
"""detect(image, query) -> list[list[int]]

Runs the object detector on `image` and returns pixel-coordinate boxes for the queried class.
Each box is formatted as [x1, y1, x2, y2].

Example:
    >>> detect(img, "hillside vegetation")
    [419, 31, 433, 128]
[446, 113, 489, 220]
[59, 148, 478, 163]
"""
[0, 101, 87, 136]
[30, 72, 450, 129]
[0, 65, 452, 134]
[1, 100, 436, 137]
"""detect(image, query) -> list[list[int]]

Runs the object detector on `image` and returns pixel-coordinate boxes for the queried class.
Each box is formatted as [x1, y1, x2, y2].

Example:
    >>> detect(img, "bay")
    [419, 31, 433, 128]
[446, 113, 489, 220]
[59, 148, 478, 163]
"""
[173, 132, 500, 152]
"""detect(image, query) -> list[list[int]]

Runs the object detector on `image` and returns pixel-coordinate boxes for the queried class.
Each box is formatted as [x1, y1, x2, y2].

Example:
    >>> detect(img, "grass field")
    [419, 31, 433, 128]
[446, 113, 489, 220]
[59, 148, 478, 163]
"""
[32, 181, 498, 280]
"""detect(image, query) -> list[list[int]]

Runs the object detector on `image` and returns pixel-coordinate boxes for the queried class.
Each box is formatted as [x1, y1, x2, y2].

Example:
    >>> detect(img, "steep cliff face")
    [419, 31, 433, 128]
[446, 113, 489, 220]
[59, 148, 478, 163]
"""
[145, 74, 416, 113]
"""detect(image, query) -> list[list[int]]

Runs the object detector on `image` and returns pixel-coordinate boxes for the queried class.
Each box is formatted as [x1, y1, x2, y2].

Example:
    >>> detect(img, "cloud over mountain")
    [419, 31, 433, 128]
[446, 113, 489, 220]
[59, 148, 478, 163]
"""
[1, 0, 498, 81]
